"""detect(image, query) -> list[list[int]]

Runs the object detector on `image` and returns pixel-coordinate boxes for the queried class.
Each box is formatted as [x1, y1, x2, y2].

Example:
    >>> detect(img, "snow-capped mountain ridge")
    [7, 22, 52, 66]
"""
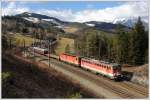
[113, 17, 148, 28]
[16, 12, 67, 26]
[15, 12, 148, 31]
[23, 17, 39, 23]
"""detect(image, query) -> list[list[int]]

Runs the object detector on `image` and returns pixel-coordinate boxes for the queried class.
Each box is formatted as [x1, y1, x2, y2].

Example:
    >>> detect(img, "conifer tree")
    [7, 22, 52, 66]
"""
[129, 17, 147, 65]
[115, 25, 130, 64]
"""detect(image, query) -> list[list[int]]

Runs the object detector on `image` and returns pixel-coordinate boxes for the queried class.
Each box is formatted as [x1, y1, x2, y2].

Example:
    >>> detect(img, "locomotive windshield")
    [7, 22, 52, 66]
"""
[112, 64, 121, 70]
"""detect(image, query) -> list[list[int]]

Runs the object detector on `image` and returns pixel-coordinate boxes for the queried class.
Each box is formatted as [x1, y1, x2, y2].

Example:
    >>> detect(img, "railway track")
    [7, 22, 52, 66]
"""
[121, 82, 148, 96]
[89, 70, 149, 97]
[27, 52, 148, 98]
[50, 58, 146, 98]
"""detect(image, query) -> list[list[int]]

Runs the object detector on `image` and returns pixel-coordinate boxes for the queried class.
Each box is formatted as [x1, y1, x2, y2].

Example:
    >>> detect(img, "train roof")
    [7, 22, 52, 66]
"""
[32, 47, 48, 51]
[62, 53, 81, 58]
[61, 53, 120, 67]
[82, 57, 120, 67]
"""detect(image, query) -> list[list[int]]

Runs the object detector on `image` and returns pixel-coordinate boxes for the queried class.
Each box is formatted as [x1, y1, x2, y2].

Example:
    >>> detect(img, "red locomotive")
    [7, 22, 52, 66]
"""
[80, 58, 121, 79]
[59, 53, 121, 79]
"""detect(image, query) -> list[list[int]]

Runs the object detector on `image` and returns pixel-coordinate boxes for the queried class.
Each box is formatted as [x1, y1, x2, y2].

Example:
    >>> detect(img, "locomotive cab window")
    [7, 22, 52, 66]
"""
[76, 58, 78, 60]
[107, 66, 109, 69]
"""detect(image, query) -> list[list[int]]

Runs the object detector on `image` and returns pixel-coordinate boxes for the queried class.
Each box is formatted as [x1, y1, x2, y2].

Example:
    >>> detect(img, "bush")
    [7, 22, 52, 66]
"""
[66, 92, 82, 98]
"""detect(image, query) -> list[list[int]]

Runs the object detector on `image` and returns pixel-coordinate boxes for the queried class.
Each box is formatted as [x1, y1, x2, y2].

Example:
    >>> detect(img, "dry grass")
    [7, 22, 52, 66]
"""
[122, 64, 149, 86]
[63, 27, 79, 33]
[12, 34, 39, 47]
[131, 64, 149, 87]
[55, 37, 75, 55]
[2, 53, 94, 98]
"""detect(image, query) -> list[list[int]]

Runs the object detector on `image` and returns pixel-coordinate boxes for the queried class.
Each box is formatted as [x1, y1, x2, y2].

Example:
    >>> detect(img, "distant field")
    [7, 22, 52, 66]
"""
[63, 27, 79, 33]
[55, 37, 75, 55]
[9, 34, 75, 55]
[12, 34, 38, 47]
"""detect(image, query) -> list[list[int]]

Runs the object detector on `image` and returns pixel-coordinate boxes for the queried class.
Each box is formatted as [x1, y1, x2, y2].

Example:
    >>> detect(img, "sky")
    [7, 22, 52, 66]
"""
[2, 1, 149, 23]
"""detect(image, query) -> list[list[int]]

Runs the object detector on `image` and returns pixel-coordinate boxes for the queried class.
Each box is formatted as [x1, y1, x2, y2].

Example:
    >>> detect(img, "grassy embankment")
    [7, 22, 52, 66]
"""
[55, 37, 75, 55]
[12, 34, 38, 47]
[2, 53, 93, 98]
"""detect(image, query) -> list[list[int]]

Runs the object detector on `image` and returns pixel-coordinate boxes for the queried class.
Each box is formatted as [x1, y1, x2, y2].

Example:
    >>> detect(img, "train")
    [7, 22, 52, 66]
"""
[29, 47, 48, 55]
[29, 47, 122, 79]
[59, 53, 122, 79]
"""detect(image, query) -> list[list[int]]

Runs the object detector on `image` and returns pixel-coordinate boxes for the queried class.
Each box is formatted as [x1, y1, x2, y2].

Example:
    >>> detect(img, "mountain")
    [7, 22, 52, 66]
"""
[16, 12, 68, 27]
[17, 12, 132, 33]
[113, 18, 134, 27]
[2, 13, 66, 36]
[16, 12, 89, 33]
[113, 17, 148, 30]
[84, 21, 131, 33]
[2, 12, 134, 36]
[12, 12, 134, 33]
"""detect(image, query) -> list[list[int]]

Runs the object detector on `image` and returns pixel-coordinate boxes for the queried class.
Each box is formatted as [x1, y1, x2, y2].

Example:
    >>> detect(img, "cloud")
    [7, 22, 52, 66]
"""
[2, 2, 29, 16]
[36, 1, 148, 23]
[37, 9, 75, 22]
[2, 1, 148, 23]
[72, 1, 148, 22]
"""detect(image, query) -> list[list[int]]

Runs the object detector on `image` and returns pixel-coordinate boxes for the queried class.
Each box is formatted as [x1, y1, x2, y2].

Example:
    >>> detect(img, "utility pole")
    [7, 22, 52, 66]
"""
[33, 31, 36, 61]
[40, 33, 42, 48]
[9, 37, 12, 49]
[23, 39, 26, 56]
[108, 45, 110, 62]
[48, 39, 51, 67]
[99, 40, 101, 60]
[77, 42, 79, 56]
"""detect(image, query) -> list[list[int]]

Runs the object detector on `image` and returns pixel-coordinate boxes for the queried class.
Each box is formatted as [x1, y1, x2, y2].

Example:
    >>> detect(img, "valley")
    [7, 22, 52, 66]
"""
[2, 10, 149, 98]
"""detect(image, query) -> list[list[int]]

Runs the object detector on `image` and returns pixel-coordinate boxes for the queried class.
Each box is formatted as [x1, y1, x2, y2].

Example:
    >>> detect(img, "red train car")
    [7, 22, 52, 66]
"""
[81, 58, 121, 79]
[59, 53, 81, 66]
